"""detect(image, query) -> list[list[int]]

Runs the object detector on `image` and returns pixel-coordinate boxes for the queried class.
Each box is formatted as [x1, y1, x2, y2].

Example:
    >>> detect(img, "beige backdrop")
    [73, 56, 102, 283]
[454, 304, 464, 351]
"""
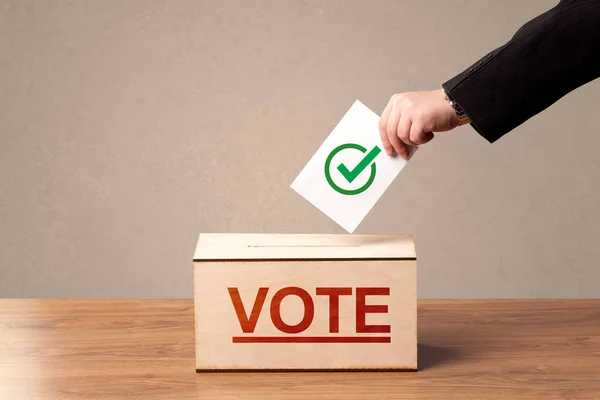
[2, 0, 599, 298]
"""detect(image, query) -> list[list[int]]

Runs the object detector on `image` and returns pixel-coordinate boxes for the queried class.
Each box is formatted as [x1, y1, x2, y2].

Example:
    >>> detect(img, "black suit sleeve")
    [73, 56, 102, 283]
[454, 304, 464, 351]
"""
[442, 0, 600, 143]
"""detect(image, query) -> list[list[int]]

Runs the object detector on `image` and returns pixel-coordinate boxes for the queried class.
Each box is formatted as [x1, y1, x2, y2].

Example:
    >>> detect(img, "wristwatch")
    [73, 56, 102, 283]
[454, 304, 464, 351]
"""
[443, 90, 471, 126]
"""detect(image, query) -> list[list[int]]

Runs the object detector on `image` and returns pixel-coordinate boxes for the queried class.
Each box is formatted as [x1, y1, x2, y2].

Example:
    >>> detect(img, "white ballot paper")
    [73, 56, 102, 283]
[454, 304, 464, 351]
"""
[291, 100, 416, 233]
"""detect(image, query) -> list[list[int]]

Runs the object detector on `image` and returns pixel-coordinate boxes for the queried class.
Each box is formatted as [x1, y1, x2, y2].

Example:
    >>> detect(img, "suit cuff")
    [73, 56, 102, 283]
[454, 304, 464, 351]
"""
[441, 43, 514, 144]
[442, 80, 499, 143]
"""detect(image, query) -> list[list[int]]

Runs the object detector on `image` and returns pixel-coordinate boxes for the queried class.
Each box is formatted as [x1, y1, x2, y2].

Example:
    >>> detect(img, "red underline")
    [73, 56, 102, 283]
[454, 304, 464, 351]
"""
[232, 336, 391, 343]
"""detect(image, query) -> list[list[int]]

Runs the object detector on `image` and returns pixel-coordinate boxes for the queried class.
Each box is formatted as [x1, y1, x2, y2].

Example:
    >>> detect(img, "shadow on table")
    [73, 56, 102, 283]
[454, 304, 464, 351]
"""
[418, 343, 464, 371]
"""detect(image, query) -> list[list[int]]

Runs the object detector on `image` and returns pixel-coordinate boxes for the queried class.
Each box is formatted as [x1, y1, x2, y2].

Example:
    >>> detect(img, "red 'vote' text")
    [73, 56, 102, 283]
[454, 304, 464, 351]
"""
[227, 287, 391, 343]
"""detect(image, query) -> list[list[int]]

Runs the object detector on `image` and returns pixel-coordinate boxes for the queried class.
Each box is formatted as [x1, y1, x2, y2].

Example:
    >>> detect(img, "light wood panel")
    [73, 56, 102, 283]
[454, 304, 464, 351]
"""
[1, 299, 600, 399]
[193, 233, 416, 260]
[194, 260, 417, 370]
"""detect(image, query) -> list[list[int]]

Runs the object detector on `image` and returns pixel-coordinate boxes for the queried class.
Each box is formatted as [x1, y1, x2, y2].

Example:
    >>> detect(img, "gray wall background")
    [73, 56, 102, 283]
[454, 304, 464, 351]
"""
[2, 0, 599, 298]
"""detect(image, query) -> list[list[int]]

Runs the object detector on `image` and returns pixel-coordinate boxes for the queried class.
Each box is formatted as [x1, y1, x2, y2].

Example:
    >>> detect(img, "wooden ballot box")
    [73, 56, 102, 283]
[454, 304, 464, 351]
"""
[193, 233, 417, 371]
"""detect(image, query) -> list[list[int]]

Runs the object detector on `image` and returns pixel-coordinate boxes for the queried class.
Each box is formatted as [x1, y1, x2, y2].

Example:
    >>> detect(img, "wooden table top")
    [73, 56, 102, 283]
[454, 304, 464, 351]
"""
[1, 299, 599, 399]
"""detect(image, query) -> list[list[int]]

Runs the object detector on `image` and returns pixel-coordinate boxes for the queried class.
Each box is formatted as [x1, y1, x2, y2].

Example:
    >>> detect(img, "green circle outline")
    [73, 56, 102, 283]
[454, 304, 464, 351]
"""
[324, 143, 377, 196]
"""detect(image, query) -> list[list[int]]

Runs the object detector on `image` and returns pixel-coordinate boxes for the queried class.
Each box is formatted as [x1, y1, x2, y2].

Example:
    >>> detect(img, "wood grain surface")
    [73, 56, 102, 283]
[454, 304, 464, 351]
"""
[1, 299, 599, 399]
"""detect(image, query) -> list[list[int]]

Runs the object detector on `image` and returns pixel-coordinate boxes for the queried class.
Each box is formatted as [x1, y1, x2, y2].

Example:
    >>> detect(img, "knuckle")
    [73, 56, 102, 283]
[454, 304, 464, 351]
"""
[404, 101, 415, 111]
[403, 93, 416, 106]
[422, 117, 435, 133]
[392, 93, 406, 106]
[402, 129, 416, 145]
[411, 134, 424, 145]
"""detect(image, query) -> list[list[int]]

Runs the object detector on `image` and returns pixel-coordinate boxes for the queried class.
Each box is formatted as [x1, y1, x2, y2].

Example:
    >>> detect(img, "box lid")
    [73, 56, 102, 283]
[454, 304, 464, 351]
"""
[193, 233, 416, 261]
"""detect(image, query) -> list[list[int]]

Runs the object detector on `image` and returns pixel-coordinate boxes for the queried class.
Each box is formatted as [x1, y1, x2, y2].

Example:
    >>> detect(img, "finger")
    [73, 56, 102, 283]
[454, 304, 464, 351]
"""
[378, 101, 394, 155]
[386, 105, 403, 155]
[409, 123, 435, 145]
[396, 140, 410, 160]
[394, 115, 411, 159]
[397, 115, 417, 146]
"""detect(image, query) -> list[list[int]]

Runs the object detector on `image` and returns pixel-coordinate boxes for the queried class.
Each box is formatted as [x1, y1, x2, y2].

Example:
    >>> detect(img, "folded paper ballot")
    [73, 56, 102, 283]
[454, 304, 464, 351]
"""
[291, 100, 416, 233]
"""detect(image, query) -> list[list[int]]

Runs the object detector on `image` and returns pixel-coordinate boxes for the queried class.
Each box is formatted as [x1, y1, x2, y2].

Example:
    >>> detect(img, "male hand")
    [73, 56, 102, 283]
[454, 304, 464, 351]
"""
[379, 89, 460, 159]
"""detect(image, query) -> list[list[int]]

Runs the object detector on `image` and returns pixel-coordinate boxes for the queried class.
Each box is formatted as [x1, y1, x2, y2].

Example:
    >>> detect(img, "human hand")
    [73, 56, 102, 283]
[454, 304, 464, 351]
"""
[378, 89, 460, 159]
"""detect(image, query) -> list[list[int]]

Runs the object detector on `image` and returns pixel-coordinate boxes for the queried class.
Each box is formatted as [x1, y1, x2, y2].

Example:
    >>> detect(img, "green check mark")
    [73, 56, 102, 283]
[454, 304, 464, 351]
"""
[337, 145, 382, 183]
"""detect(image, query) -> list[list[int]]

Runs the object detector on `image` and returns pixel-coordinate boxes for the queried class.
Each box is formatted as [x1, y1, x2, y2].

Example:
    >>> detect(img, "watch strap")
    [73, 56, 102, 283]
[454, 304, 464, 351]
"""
[444, 90, 471, 126]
